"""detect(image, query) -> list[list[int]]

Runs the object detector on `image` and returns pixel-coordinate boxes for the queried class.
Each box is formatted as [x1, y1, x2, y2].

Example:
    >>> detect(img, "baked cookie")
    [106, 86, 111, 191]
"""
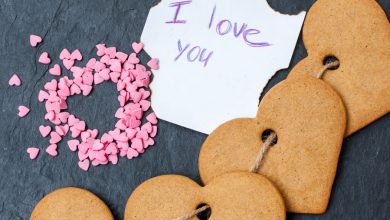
[199, 75, 346, 213]
[288, 0, 390, 136]
[124, 172, 285, 220]
[30, 187, 113, 220]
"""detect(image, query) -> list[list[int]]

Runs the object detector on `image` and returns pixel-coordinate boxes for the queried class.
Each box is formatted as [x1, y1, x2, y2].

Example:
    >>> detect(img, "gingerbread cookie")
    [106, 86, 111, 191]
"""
[199, 75, 346, 213]
[30, 187, 113, 220]
[288, 0, 390, 136]
[124, 172, 285, 220]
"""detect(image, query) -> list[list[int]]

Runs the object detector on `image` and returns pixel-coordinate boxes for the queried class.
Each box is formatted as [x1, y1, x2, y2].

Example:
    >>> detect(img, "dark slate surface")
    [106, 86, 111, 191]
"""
[0, 0, 389, 219]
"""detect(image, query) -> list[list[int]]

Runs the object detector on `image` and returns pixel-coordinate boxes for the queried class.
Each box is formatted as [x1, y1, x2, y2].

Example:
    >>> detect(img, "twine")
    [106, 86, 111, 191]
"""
[173, 205, 210, 220]
[249, 132, 277, 173]
[316, 60, 340, 79]
[174, 61, 338, 220]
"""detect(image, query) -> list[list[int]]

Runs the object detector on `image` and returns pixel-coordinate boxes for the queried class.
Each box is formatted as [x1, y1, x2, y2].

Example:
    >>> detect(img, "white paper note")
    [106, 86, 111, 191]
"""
[141, 0, 305, 134]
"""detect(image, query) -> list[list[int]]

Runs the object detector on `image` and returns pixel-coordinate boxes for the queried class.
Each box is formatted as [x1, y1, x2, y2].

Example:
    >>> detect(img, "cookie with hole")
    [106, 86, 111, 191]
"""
[30, 187, 113, 220]
[198, 75, 347, 214]
[288, 0, 390, 136]
[124, 172, 285, 220]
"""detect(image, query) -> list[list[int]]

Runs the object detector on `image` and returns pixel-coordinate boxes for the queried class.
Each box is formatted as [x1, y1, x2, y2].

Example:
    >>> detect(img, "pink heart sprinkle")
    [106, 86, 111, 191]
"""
[108, 154, 118, 164]
[74, 121, 86, 131]
[140, 100, 151, 111]
[96, 44, 106, 56]
[132, 42, 144, 54]
[18, 105, 30, 117]
[81, 85, 93, 96]
[38, 52, 51, 64]
[68, 115, 79, 126]
[50, 131, 62, 144]
[116, 52, 128, 63]
[39, 125, 51, 137]
[101, 133, 114, 143]
[78, 159, 90, 171]
[63, 59, 74, 70]
[141, 122, 153, 133]
[82, 72, 94, 86]
[94, 74, 105, 85]
[70, 84, 81, 95]
[38, 90, 49, 102]
[105, 143, 118, 155]
[30, 35, 42, 47]
[44, 79, 58, 91]
[58, 112, 70, 123]
[125, 128, 137, 139]
[8, 74, 21, 86]
[109, 59, 122, 72]
[49, 64, 62, 76]
[144, 138, 155, 148]
[105, 47, 117, 58]
[127, 148, 139, 159]
[46, 144, 58, 157]
[70, 127, 82, 138]
[59, 49, 71, 60]
[44, 111, 55, 121]
[71, 49, 83, 61]
[55, 125, 65, 136]
[92, 140, 104, 151]
[147, 58, 159, 70]
[131, 138, 144, 152]
[67, 139, 80, 152]
[27, 147, 40, 160]
[128, 53, 140, 64]
[146, 112, 158, 124]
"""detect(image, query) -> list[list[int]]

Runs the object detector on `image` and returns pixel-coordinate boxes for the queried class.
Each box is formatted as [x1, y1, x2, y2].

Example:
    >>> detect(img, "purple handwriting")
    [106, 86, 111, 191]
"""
[166, 0, 192, 24]
[209, 6, 271, 47]
[166, 2, 270, 67]
[175, 39, 213, 67]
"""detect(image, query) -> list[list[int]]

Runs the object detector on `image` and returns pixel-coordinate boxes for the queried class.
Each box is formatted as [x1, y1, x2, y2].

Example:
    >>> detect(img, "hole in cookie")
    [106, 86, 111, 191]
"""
[322, 55, 340, 70]
[261, 129, 278, 145]
[196, 203, 212, 220]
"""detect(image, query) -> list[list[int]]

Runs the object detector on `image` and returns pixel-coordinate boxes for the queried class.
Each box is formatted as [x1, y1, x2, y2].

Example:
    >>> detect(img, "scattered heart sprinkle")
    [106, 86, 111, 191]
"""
[18, 105, 30, 117]
[49, 64, 62, 76]
[38, 52, 51, 64]
[8, 74, 22, 86]
[29, 35, 42, 47]
[27, 147, 40, 160]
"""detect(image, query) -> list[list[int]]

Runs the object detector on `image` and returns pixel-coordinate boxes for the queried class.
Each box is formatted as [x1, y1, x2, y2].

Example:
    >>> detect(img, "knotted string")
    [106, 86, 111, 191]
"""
[174, 60, 338, 220]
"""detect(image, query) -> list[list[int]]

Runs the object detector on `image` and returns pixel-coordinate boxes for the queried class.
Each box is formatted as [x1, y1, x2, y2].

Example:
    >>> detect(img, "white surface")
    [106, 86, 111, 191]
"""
[141, 0, 305, 134]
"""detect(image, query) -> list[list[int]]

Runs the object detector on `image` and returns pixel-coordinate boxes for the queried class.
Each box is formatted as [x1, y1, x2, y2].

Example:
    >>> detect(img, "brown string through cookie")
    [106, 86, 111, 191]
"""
[316, 60, 340, 79]
[173, 204, 211, 220]
[249, 132, 277, 173]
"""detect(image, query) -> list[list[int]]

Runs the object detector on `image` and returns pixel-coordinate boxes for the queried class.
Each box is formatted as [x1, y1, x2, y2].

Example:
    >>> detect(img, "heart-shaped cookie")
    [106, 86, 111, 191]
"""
[199, 75, 346, 214]
[124, 172, 285, 220]
[288, 0, 390, 136]
[30, 187, 113, 220]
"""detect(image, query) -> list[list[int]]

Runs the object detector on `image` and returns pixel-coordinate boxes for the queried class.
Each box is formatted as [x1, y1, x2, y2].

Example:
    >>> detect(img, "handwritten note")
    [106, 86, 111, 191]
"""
[141, 0, 305, 134]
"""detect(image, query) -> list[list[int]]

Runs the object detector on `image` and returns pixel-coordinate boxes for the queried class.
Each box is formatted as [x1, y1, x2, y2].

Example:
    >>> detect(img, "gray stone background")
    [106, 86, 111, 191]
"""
[0, 0, 389, 219]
